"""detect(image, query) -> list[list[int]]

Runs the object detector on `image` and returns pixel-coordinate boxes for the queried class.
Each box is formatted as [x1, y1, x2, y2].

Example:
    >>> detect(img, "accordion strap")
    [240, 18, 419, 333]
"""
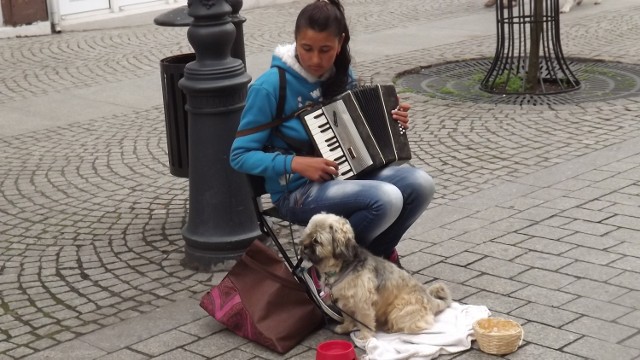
[275, 66, 287, 120]
[236, 67, 316, 156]
[235, 116, 291, 138]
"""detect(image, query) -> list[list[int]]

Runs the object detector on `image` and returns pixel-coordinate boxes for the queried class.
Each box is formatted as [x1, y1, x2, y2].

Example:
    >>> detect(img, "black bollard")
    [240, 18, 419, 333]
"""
[179, 0, 259, 271]
[227, 0, 247, 68]
[153, 3, 246, 67]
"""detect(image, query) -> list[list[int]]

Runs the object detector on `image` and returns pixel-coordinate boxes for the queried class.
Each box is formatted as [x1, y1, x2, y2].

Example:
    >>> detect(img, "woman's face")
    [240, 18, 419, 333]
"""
[295, 28, 343, 79]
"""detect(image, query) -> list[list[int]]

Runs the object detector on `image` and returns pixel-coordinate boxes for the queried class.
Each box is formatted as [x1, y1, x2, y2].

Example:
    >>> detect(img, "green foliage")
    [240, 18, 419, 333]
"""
[439, 87, 457, 95]
[493, 72, 523, 92]
[471, 72, 486, 83]
[396, 88, 417, 94]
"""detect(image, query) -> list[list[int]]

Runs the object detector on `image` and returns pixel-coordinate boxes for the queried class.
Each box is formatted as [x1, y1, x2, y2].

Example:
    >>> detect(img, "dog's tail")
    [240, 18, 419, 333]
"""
[427, 283, 452, 314]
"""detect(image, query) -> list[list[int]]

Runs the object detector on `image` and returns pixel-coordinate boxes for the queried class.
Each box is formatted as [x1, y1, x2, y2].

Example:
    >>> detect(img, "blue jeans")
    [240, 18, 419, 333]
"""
[275, 164, 435, 257]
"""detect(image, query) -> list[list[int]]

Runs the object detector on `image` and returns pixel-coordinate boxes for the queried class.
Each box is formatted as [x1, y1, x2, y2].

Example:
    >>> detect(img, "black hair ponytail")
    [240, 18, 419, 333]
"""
[295, 0, 352, 99]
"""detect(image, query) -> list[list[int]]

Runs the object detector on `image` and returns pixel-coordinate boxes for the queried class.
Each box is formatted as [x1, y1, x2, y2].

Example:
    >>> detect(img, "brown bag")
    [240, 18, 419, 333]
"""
[200, 240, 324, 354]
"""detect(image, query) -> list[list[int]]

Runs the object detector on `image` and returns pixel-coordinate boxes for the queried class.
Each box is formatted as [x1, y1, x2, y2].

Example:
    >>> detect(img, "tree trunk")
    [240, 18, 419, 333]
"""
[526, 0, 544, 91]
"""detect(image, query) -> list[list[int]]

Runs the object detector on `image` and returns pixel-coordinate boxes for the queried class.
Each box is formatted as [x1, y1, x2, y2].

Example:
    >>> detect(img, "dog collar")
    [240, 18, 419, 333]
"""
[324, 262, 358, 290]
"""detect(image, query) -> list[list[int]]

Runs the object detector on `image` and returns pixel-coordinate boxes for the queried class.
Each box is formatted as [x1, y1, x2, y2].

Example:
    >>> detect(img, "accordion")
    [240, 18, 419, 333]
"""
[300, 84, 412, 180]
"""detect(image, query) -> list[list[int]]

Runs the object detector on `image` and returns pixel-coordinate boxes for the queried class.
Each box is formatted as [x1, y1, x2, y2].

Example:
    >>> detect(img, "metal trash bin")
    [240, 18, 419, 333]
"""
[159, 53, 195, 178]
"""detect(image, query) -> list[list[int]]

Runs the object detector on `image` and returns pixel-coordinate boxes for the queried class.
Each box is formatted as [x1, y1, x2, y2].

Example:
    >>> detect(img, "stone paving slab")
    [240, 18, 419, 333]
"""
[15, 125, 640, 359]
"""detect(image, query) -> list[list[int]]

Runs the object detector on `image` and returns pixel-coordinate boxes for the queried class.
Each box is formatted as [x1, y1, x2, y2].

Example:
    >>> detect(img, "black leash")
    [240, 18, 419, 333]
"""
[323, 262, 376, 333]
[329, 296, 376, 333]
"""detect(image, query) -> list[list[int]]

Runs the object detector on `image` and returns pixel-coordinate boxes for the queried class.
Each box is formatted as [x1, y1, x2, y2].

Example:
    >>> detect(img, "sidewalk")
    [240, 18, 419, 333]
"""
[1, 0, 640, 359]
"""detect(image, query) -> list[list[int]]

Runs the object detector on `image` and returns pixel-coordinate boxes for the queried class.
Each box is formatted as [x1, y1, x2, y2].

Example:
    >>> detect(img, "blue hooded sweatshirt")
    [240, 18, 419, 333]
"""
[231, 43, 349, 203]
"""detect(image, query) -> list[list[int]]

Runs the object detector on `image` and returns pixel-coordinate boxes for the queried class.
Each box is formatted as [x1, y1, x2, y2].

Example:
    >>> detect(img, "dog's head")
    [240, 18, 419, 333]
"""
[300, 213, 358, 271]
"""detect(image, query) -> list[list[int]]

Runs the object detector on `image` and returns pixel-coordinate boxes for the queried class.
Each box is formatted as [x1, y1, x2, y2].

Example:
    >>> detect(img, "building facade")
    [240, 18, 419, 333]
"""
[0, 0, 185, 38]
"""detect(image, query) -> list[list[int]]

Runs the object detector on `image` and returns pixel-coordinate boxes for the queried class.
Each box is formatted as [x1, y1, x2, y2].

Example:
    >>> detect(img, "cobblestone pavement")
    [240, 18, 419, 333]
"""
[1, 0, 640, 359]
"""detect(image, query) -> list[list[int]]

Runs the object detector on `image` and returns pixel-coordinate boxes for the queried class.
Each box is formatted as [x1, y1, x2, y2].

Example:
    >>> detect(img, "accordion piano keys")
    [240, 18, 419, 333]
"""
[305, 107, 363, 180]
[300, 85, 411, 180]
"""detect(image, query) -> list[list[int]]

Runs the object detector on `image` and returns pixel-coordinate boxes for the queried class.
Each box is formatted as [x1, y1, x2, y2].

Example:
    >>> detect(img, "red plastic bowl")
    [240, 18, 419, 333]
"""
[316, 340, 357, 360]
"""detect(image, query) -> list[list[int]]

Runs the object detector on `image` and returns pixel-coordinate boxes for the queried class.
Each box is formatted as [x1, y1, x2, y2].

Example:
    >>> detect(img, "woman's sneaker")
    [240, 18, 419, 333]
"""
[387, 248, 404, 269]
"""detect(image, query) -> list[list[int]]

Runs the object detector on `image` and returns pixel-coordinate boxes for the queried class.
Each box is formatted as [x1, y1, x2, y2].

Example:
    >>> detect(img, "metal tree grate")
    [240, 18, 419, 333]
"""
[481, 0, 580, 94]
[397, 58, 640, 106]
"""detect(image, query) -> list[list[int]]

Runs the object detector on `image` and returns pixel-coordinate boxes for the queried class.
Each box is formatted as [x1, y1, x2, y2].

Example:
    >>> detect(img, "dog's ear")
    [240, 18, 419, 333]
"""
[330, 217, 358, 261]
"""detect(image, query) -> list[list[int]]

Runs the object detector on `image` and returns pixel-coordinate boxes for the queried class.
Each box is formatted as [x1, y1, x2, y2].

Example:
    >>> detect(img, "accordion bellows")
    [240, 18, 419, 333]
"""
[300, 84, 412, 179]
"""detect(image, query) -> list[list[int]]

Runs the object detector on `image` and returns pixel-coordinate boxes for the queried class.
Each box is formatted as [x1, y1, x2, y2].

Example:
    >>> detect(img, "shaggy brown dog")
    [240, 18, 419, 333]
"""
[300, 213, 452, 340]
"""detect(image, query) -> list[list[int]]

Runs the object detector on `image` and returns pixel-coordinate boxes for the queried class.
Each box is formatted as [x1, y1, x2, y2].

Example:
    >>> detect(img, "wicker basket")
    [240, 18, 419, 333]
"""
[473, 317, 523, 355]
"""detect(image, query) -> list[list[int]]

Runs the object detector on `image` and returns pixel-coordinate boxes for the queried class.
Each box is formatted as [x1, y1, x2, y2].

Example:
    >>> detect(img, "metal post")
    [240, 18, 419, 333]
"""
[179, 0, 258, 271]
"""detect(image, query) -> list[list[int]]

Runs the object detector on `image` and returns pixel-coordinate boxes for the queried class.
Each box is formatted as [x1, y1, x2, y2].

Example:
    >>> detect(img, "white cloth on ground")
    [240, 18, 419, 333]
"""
[350, 302, 491, 360]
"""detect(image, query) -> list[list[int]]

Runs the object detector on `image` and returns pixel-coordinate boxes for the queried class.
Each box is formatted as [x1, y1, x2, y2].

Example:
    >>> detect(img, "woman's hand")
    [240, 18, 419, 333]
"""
[391, 101, 411, 129]
[291, 156, 339, 182]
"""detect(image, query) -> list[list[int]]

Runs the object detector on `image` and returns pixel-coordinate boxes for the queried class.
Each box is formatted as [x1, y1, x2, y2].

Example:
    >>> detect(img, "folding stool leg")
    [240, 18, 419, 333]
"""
[257, 212, 299, 270]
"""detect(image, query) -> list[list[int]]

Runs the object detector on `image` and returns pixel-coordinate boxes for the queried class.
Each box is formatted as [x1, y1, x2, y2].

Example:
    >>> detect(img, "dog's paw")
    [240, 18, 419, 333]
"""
[484, 0, 496, 7]
[333, 323, 356, 335]
[354, 328, 374, 341]
[351, 331, 370, 344]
